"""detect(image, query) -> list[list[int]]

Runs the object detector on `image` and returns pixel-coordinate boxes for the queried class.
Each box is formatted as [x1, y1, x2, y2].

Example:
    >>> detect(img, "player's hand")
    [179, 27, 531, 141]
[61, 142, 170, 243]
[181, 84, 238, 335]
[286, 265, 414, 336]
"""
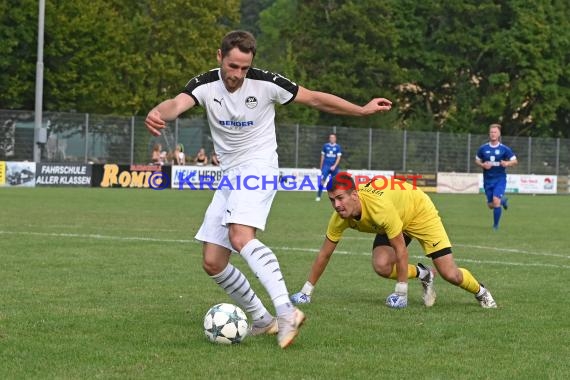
[385, 293, 408, 309]
[290, 292, 311, 305]
[145, 109, 166, 136]
[363, 97, 393, 115]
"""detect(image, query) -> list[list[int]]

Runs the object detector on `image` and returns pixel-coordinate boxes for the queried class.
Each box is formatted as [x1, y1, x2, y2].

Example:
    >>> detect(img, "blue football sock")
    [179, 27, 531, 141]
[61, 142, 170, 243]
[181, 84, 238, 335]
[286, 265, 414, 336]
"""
[493, 207, 502, 228]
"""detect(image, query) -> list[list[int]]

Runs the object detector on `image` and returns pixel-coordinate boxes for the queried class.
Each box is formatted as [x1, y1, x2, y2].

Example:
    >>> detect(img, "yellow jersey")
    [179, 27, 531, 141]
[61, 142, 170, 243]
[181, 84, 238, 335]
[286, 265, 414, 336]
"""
[326, 180, 451, 253]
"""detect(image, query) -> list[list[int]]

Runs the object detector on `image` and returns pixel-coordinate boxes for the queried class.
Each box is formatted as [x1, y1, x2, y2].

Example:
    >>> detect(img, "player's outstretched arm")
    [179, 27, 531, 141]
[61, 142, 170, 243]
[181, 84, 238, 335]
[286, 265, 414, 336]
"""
[145, 93, 195, 136]
[291, 237, 338, 304]
[294, 86, 392, 116]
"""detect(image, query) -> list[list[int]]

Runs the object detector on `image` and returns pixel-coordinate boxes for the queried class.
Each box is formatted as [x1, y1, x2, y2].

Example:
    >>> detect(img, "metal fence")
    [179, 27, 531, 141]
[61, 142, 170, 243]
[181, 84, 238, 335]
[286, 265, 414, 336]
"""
[1, 109, 569, 175]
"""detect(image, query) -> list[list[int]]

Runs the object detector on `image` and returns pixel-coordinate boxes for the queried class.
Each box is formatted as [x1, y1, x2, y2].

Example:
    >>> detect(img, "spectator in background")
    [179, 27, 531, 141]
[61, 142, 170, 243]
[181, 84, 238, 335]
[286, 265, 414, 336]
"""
[475, 124, 518, 230]
[151, 143, 166, 165]
[316, 133, 342, 202]
[210, 151, 221, 166]
[194, 147, 209, 166]
[172, 143, 186, 165]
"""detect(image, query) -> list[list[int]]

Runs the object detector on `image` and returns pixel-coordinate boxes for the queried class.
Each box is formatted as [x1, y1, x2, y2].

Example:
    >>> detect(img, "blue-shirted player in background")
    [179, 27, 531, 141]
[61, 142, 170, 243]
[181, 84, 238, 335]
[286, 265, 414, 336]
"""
[475, 124, 518, 230]
[316, 133, 342, 201]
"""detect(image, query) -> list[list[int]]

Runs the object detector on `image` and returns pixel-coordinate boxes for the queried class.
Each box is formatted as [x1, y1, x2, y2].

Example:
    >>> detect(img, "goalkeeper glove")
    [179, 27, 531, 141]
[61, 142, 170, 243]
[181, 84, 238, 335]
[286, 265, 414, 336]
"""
[291, 292, 311, 304]
[385, 282, 408, 309]
[290, 281, 314, 304]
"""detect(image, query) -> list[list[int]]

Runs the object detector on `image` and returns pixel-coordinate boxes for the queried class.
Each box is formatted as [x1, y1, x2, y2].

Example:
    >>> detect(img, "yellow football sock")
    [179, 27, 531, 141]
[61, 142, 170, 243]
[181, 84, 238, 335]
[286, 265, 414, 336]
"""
[458, 268, 480, 294]
[388, 264, 418, 280]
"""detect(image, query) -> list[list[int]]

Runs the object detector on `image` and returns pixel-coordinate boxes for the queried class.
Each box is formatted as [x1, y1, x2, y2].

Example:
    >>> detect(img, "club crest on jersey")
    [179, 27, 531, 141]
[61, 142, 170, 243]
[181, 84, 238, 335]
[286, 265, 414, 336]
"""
[495, 149, 500, 155]
[245, 96, 258, 109]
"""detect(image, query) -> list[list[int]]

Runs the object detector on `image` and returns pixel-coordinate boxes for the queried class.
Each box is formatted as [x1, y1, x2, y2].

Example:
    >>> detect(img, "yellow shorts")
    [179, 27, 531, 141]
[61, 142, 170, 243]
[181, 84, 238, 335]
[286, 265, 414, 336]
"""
[405, 192, 452, 255]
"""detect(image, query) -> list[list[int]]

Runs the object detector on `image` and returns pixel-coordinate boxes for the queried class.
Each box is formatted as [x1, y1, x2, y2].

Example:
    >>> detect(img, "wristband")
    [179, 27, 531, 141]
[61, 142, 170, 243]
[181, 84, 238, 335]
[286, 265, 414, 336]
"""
[395, 282, 408, 295]
[301, 281, 314, 295]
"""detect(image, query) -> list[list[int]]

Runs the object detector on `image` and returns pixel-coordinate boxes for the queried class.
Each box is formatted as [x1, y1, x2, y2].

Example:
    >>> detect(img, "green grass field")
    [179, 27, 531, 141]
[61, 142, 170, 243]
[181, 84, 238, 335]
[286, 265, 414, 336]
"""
[1, 188, 569, 379]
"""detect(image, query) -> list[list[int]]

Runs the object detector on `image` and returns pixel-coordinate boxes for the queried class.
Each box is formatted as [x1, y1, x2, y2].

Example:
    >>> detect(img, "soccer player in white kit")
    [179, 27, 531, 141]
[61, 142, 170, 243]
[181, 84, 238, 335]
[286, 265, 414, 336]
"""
[145, 30, 393, 348]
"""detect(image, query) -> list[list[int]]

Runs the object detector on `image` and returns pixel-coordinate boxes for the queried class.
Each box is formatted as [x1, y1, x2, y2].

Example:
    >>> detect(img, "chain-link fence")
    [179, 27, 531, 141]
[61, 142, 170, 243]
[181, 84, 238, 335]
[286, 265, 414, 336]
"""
[1, 109, 569, 175]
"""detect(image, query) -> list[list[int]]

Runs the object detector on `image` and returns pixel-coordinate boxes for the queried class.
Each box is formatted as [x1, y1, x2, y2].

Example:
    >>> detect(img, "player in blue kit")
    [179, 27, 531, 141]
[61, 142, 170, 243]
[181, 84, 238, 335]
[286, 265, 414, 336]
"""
[316, 134, 342, 201]
[475, 124, 518, 230]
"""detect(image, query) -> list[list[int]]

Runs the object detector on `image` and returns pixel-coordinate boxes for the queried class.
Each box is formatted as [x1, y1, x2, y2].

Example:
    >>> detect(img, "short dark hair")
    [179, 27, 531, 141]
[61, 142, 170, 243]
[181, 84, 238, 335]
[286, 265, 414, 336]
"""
[329, 172, 356, 192]
[220, 30, 256, 58]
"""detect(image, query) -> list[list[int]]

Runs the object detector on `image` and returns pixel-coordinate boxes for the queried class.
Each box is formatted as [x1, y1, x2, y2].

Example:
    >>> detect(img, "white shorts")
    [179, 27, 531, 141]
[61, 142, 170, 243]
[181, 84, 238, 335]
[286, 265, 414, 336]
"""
[194, 164, 279, 251]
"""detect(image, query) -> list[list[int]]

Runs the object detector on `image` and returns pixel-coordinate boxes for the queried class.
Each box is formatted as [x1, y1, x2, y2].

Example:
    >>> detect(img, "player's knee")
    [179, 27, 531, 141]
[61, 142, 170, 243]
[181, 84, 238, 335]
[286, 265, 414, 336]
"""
[228, 235, 248, 252]
[228, 227, 255, 252]
[372, 262, 392, 278]
[202, 258, 224, 276]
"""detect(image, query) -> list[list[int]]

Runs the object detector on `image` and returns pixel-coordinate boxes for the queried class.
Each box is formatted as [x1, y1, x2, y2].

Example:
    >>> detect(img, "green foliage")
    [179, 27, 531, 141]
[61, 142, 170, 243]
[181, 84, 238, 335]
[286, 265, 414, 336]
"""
[0, 0, 568, 136]
[257, 0, 569, 136]
[239, 0, 274, 36]
[0, 0, 239, 115]
[0, 0, 38, 109]
[258, 0, 400, 128]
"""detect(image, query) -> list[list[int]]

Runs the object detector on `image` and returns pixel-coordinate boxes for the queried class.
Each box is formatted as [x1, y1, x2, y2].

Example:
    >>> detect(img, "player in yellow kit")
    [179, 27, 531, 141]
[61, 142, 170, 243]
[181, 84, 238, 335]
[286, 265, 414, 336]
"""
[291, 172, 497, 309]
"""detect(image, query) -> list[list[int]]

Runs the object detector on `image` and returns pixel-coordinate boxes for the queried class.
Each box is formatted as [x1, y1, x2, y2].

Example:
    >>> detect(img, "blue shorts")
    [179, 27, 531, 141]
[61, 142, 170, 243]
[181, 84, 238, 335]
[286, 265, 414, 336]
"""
[484, 179, 506, 203]
[321, 165, 340, 179]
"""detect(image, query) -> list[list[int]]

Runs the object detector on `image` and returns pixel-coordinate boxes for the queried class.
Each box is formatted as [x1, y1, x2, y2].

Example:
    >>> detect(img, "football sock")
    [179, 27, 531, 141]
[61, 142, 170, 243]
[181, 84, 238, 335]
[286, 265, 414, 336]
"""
[211, 263, 268, 320]
[252, 311, 274, 327]
[458, 268, 481, 294]
[388, 264, 418, 280]
[493, 207, 502, 228]
[475, 285, 487, 298]
[240, 239, 292, 315]
[416, 265, 429, 279]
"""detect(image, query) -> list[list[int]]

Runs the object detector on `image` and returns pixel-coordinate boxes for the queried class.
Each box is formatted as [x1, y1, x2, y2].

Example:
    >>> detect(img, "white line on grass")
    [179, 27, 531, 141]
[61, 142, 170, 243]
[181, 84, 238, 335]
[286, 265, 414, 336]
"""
[339, 235, 569, 259]
[2, 230, 569, 270]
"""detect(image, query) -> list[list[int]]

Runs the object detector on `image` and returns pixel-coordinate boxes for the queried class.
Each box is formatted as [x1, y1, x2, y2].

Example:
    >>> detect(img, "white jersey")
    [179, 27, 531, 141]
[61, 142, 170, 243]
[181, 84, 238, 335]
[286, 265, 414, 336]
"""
[183, 68, 298, 170]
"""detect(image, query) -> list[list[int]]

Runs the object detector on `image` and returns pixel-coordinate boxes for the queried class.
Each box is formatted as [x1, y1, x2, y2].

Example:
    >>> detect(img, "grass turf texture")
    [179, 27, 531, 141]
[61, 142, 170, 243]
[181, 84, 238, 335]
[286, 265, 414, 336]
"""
[1, 188, 569, 379]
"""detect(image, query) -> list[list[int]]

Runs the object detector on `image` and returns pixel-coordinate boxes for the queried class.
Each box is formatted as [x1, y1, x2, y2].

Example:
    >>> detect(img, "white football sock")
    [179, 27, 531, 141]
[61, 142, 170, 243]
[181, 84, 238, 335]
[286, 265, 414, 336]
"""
[240, 239, 292, 314]
[476, 284, 487, 298]
[211, 263, 267, 321]
[417, 265, 429, 279]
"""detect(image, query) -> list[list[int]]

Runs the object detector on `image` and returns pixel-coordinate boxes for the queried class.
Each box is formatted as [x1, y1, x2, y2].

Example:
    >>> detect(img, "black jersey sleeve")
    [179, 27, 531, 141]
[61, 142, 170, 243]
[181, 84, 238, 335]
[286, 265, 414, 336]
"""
[247, 68, 299, 104]
[182, 69, 220, 106]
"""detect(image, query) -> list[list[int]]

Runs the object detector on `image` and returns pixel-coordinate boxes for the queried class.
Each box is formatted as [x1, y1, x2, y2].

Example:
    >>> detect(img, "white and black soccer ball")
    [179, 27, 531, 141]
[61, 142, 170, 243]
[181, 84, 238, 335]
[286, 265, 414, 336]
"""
[203, 303, 249, 344]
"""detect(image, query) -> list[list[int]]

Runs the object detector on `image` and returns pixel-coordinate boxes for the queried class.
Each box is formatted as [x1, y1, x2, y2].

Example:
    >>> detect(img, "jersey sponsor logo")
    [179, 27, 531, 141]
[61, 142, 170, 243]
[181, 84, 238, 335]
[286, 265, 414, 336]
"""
[218, 120, 254, 128]
[432, 241, 441, 247]
[245, 96, 258, 109]
[214, 97, 223, 106]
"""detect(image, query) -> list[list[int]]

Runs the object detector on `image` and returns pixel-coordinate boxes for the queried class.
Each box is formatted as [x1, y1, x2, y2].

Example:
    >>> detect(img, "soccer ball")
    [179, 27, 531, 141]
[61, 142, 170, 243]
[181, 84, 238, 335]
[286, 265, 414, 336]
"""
[203, 303, 249, 344]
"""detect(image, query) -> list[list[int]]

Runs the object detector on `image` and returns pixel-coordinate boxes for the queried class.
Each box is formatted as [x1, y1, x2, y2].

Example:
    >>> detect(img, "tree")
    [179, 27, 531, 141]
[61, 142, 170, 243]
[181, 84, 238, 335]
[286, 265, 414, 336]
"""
[0, 0, 240, 115]
[258, 0, 400, 128]
[0, 0, 38, 109]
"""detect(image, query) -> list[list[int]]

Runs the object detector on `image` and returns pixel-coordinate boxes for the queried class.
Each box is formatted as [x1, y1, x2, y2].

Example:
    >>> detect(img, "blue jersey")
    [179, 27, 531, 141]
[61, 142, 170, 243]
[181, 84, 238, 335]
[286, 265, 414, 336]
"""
[321, 143, 342, 167]
[476, 143, 516, 183]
